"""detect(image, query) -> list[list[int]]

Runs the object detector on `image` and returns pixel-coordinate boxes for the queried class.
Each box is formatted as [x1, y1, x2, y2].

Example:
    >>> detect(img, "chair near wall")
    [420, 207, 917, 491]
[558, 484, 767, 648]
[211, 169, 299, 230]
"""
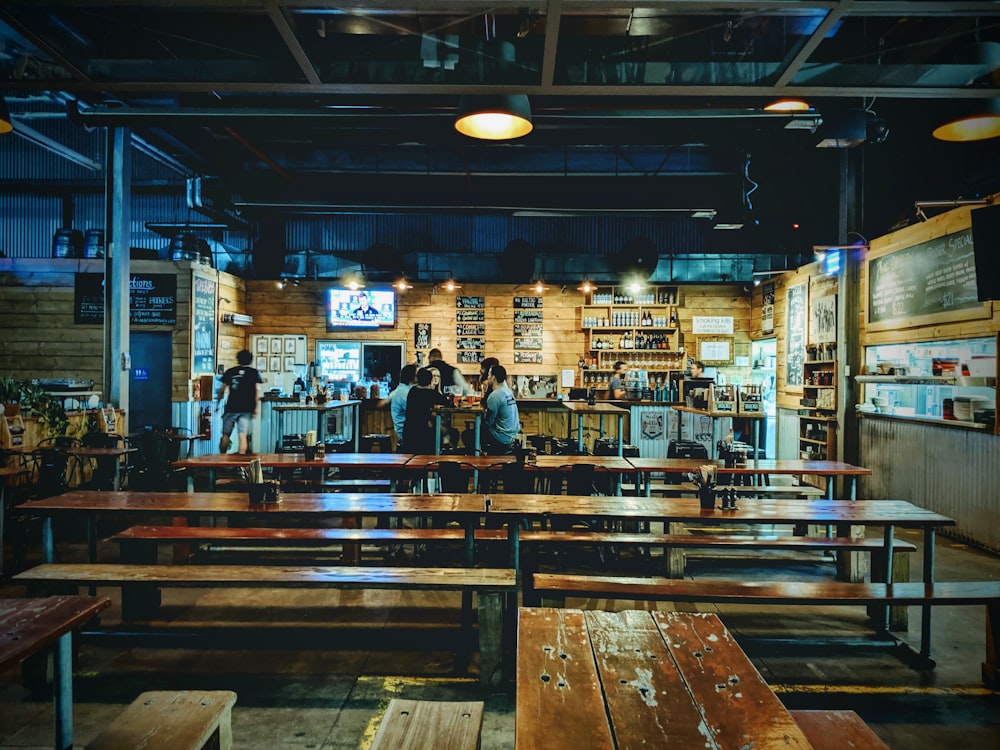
[131, 428, 184, 491]
[79, 432, 134, 490]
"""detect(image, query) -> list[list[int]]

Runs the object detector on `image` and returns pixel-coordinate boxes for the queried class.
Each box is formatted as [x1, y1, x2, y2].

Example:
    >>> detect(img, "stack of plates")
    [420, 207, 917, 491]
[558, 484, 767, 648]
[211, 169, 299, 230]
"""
[952, 396, 986, 421]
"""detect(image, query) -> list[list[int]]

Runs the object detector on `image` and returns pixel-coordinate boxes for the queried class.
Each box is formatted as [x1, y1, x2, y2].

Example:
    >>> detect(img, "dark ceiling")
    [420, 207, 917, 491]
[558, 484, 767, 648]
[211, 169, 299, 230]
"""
[2, 1, 1000, 270]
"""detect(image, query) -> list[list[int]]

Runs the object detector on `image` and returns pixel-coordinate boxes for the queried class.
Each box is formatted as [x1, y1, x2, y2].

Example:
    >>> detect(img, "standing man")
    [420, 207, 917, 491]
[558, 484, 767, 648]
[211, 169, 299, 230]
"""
[217, 349, 262, 454]
[608, 360, 628, 399]
[428, 347, 472, 395]
[483, 364, 521, 455]
[689, 360, 706, 378]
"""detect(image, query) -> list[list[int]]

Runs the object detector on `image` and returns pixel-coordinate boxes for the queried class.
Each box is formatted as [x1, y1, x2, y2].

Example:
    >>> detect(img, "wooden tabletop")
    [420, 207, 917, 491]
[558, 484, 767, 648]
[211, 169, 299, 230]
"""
[626, 457, 873, 476]
[562, 401, 629, 415]
[0, 596, 111, 670]
[403, 454, 635, 472]
[673, 404, 765, 419]
[270, 400, 361, 412]
[16, 490, 491, 516]
[173, 452, 413, 469]
[516, 607, 812, 750]
[66, 446, 137, 457]
[482, 494, 955, 527]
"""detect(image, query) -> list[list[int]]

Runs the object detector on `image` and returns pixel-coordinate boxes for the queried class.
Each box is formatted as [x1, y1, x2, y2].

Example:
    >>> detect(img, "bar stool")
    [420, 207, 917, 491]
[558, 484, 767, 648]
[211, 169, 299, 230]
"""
[359, 433, 392, 453]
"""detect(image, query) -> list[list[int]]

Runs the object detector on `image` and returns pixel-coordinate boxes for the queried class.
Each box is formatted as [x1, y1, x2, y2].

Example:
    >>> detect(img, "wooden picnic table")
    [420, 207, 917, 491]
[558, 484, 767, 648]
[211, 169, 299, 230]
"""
[0, 595, 111, 750]
[173, 451, 413, 490]
[485, 494, 954, 640]
[626, 457, 873, 499]
[516, 607, 814, 750]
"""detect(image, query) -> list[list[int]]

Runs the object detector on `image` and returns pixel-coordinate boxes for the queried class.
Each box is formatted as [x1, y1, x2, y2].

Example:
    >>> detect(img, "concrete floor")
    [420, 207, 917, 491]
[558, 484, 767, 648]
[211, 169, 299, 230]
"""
[1, 526, 998, 749]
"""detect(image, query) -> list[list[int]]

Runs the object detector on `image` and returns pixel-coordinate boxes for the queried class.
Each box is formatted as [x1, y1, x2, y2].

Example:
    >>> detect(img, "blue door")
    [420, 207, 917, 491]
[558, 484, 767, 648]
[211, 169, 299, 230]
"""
[129, 331, 172, 430]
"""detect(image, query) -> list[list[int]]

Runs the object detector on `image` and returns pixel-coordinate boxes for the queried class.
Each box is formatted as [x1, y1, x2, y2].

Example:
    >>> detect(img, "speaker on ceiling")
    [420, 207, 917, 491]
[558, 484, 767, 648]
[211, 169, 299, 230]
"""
[615, 237, 659, 279]
[499, 239, 536, 283]
[971, 203, 1000, 301]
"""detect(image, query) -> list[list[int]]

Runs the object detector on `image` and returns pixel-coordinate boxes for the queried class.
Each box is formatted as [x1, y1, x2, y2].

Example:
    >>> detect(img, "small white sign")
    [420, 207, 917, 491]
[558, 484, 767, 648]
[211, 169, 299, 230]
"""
[561, 369, 575, 387]
[692, 316, 734, 334]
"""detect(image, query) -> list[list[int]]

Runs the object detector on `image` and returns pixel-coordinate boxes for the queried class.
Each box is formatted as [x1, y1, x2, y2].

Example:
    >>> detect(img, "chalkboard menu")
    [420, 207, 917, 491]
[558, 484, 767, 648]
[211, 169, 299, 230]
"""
[513, 296, 542, 308]
[785, 282, 807, 387]
[191, 273, 216, 375]
[74, 273, 177, 325]
[868, 228, 982, 325]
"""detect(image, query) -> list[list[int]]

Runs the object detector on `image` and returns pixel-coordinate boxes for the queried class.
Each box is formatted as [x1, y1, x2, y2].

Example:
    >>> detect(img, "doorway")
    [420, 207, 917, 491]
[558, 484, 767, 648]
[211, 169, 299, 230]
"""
[750, 338, 777, 458]
[129, 331, 172, 431]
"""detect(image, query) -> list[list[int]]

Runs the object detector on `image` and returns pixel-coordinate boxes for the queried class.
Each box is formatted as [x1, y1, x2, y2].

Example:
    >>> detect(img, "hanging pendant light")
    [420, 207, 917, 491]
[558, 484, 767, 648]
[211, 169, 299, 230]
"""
[0, 98, 13, 135]
[932, 98, 1000, 142]
[933, 42, 1000, 142]
[763, 98, 811, 112]
[454, 94, 533, 140]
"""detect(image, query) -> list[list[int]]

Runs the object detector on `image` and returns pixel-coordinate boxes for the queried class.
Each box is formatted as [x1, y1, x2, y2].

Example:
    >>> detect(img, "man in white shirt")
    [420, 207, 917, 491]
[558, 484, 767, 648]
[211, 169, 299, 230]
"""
[385, 364, 417, 451]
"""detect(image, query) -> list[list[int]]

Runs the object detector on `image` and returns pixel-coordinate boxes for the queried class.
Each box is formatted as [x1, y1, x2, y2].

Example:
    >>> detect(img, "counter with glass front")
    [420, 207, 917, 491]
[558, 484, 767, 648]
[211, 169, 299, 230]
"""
[856, 336, 997, 431]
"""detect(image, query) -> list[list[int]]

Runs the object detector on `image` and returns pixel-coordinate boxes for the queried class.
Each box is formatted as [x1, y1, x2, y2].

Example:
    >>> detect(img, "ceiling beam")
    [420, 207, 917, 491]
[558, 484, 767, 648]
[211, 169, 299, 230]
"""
[12, 80, 999, 99]
[774, 0, 853, 88]
[264, 0, 321, 85]
[540, 0, 562, 88]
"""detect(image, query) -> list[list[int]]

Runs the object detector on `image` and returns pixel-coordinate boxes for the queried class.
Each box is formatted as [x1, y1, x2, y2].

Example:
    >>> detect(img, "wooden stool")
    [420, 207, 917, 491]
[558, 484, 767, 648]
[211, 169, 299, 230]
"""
[371, 699, 484, 750]
[86, 690, 237, 750]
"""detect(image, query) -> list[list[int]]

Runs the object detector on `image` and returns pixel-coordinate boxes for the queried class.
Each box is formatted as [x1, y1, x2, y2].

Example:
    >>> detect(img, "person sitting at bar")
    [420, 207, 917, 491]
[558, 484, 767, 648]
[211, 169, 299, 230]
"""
[380, 363, 417, 451]
[479, 356, 500, 399]
[428, 347, 472, 395]
[608, 360, 628, 400]
[482, 364, 521, 455]
[400, 367, 451, 454]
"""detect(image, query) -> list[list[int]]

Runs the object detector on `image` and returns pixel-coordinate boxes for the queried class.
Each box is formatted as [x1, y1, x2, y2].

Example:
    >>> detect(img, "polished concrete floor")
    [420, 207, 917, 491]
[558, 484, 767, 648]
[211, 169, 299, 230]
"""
[1, 526, 998, 749]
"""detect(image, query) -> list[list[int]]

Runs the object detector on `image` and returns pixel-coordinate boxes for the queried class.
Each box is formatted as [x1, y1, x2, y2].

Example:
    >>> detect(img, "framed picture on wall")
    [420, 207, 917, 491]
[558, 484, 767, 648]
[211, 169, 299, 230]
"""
[697, 336, 733, 365]
[810, 294, 837, 344]
[785, 281, 808, 386]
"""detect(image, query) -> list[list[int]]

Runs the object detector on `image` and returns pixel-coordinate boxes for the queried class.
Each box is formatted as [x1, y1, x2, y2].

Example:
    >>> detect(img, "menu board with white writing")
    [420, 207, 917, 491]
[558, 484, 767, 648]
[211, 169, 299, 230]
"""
[868, 228, 983, 326]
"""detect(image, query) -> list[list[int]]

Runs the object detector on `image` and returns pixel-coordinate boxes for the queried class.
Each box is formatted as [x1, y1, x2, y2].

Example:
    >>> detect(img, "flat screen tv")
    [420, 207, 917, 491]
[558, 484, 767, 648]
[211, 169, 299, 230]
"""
[326, 287, 396, 330]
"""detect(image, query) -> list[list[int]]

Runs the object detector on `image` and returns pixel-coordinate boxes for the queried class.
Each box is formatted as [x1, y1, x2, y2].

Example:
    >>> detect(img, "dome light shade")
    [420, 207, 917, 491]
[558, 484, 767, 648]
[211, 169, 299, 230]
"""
[763, 98, 811, 112]
[455, 95, 533, 140]
[0, 98, 12, 135]
[932, 99, 1000, 142]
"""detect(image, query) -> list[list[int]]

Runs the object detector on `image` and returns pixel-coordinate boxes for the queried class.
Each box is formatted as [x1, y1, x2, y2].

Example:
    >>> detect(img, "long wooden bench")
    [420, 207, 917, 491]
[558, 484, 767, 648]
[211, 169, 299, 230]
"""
[370, 698, 484, 750]
[531, 573, 1000, 684]
[13, 564, 515, 686]
[111, 525, 917, 632]
[790, 710, 889, 750]
[648, 482, 825, 498]
[86, 690, 237, 750]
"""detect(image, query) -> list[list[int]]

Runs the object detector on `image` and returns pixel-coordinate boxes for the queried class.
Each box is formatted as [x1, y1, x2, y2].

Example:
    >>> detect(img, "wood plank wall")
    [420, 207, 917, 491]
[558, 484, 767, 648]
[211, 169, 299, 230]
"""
[244, 280, 753, 388]
[0, 258, 245, 404]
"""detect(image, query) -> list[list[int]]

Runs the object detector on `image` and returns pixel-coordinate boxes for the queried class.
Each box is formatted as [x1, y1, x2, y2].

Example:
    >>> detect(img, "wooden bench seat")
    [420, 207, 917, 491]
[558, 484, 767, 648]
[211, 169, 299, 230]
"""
[648, 482, 824, 498]
[85, 690, 237, 750]
[790, 710, 889, 750]
[531, 573, 1000, 684]
[14, 564, 515, 686]
[370, 699, 484, 750]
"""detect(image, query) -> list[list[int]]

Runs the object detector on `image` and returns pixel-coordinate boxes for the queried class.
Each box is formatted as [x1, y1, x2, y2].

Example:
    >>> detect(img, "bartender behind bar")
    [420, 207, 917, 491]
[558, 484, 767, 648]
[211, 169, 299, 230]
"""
[682, 359, 715, 408]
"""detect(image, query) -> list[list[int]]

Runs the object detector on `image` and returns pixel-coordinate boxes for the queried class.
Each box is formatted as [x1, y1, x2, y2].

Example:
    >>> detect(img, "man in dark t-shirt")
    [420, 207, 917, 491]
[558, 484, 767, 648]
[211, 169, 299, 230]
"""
[400, 367, 451, 454]
[216, 349, 262, 454]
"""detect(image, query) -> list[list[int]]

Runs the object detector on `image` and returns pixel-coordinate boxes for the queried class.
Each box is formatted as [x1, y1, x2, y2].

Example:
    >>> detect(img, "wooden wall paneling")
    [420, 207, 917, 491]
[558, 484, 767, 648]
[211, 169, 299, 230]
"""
[859, 206, 998, 348]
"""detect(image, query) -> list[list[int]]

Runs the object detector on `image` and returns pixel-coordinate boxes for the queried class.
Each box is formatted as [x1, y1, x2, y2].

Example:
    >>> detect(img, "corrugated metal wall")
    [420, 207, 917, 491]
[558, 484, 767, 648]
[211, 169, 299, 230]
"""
[860, 418, 1000, 553]
[776, 407, 799, 460]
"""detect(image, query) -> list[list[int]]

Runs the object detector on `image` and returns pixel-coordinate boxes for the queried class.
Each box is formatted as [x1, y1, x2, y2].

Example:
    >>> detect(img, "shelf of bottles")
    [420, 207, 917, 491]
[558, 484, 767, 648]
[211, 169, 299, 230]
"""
[799, 342, 838, 467]
[581, 284, 680, 353]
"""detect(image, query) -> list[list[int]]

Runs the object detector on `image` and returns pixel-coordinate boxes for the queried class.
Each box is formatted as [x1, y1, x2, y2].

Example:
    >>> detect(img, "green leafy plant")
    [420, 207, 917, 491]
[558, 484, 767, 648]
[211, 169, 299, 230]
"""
[0, 375, 20, 405]
[1, 377, 69, 437]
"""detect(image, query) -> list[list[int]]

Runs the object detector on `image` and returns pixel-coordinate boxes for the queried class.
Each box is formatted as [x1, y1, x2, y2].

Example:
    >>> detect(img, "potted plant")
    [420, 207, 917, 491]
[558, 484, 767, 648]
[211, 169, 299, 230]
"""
[1, 375, 22, 417]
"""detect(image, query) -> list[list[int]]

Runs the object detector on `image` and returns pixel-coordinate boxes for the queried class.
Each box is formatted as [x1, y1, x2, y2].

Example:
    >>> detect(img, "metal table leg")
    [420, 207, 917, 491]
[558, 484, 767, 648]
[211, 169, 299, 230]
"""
[53, 632, 73, 750]
[921, 528, 936, 658]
